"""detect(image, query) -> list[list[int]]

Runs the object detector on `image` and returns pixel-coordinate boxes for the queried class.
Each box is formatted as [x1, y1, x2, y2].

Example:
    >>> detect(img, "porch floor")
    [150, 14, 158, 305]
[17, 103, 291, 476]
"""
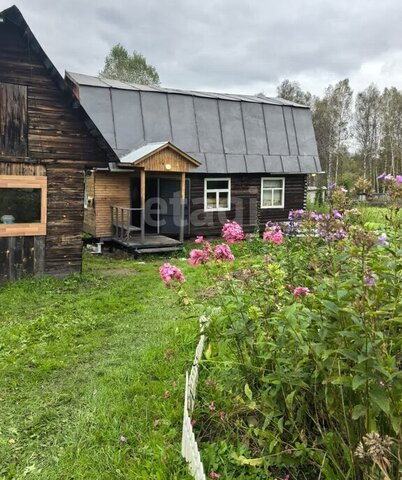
[113, 234, 182, 251]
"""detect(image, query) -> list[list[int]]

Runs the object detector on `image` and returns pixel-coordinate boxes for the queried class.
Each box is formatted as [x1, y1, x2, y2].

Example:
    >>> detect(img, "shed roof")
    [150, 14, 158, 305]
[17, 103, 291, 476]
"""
[0, 6, 119, 164]
[119, 141, 201, 167]
[67, 72, 321, 174]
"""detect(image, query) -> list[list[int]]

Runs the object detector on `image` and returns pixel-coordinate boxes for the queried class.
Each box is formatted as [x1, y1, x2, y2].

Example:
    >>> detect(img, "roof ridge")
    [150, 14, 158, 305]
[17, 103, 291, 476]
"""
[66, 71, 309, 108]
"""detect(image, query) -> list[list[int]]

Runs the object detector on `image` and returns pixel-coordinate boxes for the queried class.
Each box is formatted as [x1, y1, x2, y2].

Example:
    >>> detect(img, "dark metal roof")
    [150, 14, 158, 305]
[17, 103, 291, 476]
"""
[67, 72, 321, 174]
[0, 6, 119, 164]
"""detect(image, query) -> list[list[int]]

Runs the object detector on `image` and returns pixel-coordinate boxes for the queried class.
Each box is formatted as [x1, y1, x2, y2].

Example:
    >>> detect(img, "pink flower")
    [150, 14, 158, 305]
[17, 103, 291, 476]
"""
[396, 175, 402, 184]
[209, 473, 220, 479]
[188, 248, 209, 266]
[219, 411, 226, 420]
[293, 287, 310, 298]
[208, 401, 216, 411]
[213, 244, 234, 262]
[222, 221, 245, 243]
[159, 263, 185, 285]
[195, 236, 204, 243]
[263, 230, 284, 245]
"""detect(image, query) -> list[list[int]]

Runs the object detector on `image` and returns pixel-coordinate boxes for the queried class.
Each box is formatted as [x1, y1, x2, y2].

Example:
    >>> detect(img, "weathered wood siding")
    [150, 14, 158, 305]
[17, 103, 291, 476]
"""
[0, 19, 109, 282]
[188, 174, 307, 235]
[0, 83, 27, 156]
[92, 172, 131, 238]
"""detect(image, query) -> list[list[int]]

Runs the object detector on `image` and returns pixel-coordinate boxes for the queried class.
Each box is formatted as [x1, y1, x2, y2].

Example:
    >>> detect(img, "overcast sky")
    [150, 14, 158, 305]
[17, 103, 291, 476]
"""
[2, 0, 402, 97]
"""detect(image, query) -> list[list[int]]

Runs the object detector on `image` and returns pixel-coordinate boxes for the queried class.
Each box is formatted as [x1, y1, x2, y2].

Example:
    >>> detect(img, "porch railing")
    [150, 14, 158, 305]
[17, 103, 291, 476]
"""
[111, 206, 144, 244]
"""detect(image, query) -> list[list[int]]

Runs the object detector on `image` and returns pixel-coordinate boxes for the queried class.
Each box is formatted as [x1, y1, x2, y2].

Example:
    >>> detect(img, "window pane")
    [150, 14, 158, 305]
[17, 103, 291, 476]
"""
[218, 192, 229, 209]
[262, 190, 272, 207]
[206, 180, 229, 190]
[0, 188, 41, 223]
[273, 190, 282, 206]
[263, 179, 282, 188]
[206, 192, 217, 209]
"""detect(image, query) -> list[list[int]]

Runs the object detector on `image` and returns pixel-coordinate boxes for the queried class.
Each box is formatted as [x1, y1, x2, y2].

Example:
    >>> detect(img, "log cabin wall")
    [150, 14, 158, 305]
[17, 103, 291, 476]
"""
[188, 174, 307, 236]
[0, 17, 110, 282]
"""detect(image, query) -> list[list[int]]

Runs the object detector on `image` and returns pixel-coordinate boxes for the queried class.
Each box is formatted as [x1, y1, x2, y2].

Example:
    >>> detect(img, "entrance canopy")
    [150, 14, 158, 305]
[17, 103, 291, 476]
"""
[118, 142, 201, 173]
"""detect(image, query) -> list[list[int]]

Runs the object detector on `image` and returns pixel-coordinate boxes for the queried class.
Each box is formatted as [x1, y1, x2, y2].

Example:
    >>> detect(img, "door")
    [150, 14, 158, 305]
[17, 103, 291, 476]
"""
[158, 178, 190, 236]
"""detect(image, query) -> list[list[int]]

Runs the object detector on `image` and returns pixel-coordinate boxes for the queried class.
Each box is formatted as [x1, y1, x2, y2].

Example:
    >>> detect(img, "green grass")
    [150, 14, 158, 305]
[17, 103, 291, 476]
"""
[0, 252, 207, 479]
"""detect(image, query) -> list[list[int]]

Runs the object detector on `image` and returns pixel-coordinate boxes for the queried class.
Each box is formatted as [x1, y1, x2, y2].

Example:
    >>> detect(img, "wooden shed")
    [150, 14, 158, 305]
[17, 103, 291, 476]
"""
[0, 6, 117, 282]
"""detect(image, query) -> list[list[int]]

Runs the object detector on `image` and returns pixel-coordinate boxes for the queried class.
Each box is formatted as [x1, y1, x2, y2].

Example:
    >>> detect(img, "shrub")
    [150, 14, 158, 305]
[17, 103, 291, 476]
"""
[181, 206, 402, 479]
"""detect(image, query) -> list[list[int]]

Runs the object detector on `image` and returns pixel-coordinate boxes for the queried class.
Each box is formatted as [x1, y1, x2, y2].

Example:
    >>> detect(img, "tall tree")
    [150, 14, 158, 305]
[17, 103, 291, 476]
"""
[325, 79, 353, 185]
[379, 87, 402, 182]
[276, 79, 312, 106]
[354, 84, 381, 185]
[100, 44, 160, 86]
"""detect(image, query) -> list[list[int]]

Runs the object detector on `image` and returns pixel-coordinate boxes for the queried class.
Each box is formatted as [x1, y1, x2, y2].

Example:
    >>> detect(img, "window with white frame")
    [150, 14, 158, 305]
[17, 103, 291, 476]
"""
[204, 178, 231, 211]
[261, 177, 285, 208]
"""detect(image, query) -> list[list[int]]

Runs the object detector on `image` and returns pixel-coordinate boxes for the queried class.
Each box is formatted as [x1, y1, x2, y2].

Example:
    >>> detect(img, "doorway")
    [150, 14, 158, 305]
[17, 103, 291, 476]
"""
[130, 176, 190, 236]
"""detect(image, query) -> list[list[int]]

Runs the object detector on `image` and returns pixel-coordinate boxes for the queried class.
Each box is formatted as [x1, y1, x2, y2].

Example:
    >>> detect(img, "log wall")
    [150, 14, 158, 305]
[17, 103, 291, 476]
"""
[188, 174, 307, 236]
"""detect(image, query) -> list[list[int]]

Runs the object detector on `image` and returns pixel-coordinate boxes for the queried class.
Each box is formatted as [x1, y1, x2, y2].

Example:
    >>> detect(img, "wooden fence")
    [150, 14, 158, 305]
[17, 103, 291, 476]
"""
[181, 316, 209, 480]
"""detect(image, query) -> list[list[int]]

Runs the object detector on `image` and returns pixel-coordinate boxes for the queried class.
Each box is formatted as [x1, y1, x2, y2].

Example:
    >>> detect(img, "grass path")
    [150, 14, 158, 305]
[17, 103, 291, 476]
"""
[0, 253, 204, 479]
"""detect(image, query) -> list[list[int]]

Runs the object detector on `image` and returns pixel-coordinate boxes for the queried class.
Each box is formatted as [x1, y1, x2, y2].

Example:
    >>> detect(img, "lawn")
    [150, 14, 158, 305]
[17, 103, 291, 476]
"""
[0, 251, 207, 480]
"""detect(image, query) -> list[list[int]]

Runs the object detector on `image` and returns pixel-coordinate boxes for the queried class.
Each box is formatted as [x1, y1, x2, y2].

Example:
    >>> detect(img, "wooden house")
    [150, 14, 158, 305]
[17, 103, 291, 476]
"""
[0, 6, 117, 282]
[66, 72, 322, 252]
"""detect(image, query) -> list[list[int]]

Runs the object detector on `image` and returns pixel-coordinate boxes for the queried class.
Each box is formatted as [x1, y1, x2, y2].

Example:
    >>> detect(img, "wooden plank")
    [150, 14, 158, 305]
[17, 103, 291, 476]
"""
[0, 83, 28, 156]
[34, 236, 45, 276]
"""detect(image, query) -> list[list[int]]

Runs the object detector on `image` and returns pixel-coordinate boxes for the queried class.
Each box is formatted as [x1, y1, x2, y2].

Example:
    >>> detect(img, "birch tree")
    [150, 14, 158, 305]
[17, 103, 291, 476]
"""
[354, 84, 381, 186]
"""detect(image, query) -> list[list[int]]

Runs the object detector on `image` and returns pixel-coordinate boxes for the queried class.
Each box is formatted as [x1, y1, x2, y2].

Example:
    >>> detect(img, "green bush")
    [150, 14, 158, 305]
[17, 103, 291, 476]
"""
[186, 206, 402, 479]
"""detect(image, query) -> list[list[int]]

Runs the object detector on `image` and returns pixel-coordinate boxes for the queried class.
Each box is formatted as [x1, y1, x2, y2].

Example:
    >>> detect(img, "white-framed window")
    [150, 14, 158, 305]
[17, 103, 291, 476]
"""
[261, 177, 285, 208]
[204, 178, 231, 212]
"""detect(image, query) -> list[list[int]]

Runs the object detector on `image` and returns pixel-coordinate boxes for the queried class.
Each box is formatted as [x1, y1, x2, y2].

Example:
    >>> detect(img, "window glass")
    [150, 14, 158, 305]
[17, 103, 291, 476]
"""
[273, 190, 282, 206]
[261, 178, 284, 208]
[263, 179, 282, 189]
[0, 188, 41, 223]
[206, 180, 229, 190]
[204, 179, 231, 211]
[219, 192, 229, 209]
[206, 192, 217, 209]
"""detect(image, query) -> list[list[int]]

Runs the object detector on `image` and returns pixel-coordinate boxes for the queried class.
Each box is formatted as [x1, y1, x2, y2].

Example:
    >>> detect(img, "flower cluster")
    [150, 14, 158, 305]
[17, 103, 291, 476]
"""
[221, 221, 245, 243]
[287, 285, 311, 298]
[214, 244, 235, 262]
[188, 236, 234, 266]
[159, 263, 185, 285]
[263, 229, 284, 244]
[378, 172, 402, 203]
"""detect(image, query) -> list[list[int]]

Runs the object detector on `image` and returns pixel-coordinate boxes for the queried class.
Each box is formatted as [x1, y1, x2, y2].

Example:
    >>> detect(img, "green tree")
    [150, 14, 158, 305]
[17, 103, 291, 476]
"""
[100, 44, 160, 86]
[276, 79, 312, 106]
[354, 84, 381, 185]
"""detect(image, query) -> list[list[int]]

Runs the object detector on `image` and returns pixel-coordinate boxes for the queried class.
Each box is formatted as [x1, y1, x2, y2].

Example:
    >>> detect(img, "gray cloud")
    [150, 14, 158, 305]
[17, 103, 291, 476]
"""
[1, 0, 402, 95]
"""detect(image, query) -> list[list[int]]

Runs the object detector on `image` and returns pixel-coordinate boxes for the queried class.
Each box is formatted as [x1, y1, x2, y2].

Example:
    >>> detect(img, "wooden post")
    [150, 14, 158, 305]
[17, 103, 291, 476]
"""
[140, 169, 145, 243]
[180, 172, 186, 243]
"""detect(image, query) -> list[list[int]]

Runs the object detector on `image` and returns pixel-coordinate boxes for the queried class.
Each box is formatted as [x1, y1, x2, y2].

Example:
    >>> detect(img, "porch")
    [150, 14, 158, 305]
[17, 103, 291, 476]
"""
[111, 206, 182, 253]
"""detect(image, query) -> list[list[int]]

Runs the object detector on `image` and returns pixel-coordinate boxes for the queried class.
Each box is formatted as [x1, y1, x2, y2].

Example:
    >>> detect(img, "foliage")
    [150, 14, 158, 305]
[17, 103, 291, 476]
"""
[353, 176, 374, 195]
[100, 44, 160, 85]
[276, 79, 312, 106]
[277, 79, 402, 191]
[181, 206, 402, 479]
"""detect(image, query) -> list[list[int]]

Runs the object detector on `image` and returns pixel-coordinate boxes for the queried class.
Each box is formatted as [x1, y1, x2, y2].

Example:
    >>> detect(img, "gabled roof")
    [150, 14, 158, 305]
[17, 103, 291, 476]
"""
[66, 73, 321, 175]
[0, 6, 119, 164]
[120, 142, 201, 167]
